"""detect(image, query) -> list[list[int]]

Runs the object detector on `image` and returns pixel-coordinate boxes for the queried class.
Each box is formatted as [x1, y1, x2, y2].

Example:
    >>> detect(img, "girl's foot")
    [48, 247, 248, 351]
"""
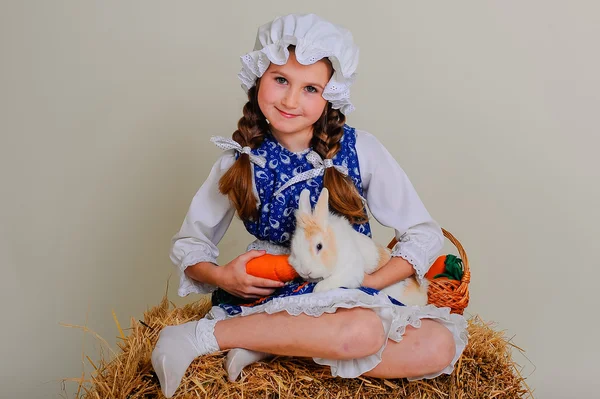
[151, 318, 220, 398]
[224, 348, 271, 381]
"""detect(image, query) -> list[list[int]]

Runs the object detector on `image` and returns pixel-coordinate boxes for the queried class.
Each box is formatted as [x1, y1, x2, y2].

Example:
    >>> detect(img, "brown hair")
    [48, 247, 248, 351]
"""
[219, 81, 368, 224]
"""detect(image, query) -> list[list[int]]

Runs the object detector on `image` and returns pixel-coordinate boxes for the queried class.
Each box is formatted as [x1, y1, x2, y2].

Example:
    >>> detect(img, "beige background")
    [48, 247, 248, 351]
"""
[1, 1, 598, 398]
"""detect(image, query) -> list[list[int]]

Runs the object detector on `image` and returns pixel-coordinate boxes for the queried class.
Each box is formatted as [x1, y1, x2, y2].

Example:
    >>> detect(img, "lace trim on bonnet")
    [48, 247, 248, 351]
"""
[238, 13, 359, 115]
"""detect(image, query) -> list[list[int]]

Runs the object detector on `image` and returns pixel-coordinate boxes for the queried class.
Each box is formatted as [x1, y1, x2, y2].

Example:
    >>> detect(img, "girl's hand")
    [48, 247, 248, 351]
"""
[216, 250, 285, 299]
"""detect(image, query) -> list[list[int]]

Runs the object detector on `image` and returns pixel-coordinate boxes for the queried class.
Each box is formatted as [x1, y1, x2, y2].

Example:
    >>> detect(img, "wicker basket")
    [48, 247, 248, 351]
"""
[387, 228, 470, 315]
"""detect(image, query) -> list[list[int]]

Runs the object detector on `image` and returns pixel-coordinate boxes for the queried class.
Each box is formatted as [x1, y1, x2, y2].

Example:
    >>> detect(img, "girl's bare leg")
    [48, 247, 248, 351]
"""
[217, 309, 455, 379]
[222, 308, 382, 381]
[215, 308, 386, 359]
[224, 316, 455, 381]
[152, 308, 455, 397]
[362, 319, 456, 379]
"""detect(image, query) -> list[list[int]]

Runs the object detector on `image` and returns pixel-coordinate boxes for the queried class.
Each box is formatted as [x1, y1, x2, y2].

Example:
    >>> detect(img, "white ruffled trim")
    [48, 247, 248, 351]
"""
[239, 41, 356, 115]
[214, 288, 468, 379]
[195, 318, 221, 353]
[178, 249, 218, 297]
[390, 242, 427, 285]
[391, 234, 439, 285]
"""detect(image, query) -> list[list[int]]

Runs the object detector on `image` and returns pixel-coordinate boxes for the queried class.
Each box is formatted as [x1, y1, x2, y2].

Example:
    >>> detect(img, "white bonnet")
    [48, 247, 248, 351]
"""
[238, 13, 359, 115]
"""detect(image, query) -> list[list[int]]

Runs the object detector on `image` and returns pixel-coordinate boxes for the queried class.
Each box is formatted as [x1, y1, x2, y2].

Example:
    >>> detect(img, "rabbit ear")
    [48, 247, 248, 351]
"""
[298, 189, 312, 214]
[314, 188, 329, 222]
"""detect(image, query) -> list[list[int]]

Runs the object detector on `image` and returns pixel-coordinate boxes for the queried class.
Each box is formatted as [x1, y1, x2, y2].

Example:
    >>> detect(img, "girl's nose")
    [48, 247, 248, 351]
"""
[281, 89, 299, 109]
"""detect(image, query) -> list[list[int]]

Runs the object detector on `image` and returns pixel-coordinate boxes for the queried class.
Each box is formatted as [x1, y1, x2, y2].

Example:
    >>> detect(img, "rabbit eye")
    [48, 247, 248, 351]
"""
[316, 243, 323, 252]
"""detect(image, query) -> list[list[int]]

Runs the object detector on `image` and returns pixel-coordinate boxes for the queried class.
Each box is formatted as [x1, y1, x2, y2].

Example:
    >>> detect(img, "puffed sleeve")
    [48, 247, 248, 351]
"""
[356, 130, 444, 284]
[170, 151, 237, 297]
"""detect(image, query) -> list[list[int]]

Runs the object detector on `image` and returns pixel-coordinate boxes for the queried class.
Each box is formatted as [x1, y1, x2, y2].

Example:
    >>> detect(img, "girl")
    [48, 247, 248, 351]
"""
[152, 13, 467, 398]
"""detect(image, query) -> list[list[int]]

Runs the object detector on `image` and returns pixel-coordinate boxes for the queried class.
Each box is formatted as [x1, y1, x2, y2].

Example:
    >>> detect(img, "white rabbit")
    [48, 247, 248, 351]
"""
[288, 188, 428, 306]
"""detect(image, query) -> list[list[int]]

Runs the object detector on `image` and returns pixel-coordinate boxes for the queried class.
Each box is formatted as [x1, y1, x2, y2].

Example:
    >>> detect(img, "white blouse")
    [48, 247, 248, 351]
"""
[170, 130, 444, 297]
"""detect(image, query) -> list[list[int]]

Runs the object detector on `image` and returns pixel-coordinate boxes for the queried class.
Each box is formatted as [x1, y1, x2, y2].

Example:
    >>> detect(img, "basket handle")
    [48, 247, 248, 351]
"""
[386, 228, 470, 284]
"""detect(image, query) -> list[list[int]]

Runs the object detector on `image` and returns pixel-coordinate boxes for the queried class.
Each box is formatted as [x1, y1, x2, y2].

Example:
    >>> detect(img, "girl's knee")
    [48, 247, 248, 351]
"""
[334, 308, 385, 359]
[425, 320, 456, 371]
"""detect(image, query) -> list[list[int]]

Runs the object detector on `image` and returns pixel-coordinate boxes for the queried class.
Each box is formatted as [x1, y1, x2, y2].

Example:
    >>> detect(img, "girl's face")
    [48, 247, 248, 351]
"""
[258, 50, 332, 148]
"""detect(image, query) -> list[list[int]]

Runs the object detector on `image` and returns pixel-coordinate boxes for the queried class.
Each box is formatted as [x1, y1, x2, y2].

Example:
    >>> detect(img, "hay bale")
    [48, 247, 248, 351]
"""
[69, 297, 534, 398]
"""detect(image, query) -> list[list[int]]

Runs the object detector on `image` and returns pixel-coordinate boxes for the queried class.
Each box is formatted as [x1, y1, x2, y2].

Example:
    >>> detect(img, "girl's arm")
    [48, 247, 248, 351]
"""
[183, 261, 222, 287]
[170, 151, 237, 297]
[362, 257, 414, 290]
[356, 130, 444, 288]
[184, 253, 284, 299]
[173, 150, 284, 298]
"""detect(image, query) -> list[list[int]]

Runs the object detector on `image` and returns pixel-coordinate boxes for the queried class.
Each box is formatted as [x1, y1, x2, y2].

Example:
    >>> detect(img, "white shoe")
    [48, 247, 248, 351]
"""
[225, 348, 271, 381]
[151, 318, 220, 398]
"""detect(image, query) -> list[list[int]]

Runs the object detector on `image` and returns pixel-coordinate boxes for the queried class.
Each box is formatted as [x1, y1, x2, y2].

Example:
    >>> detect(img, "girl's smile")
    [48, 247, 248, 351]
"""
[276, 107, 300, 118]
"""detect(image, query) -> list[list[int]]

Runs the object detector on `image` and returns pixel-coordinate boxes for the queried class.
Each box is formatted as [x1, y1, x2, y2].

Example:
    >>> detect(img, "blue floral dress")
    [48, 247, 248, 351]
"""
[212, 124, 379, 315]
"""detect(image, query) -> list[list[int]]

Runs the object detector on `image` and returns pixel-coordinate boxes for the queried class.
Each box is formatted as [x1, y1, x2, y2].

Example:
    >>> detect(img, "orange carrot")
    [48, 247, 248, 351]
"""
[425, 254, 463, 281]
[246, 254, 299, 282]
[425, 255, 447, 280]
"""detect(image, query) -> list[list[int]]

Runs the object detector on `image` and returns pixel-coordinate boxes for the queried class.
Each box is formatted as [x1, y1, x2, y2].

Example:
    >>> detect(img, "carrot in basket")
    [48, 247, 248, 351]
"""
[425, 254, 464, 281]
[246, 254, 299, 282]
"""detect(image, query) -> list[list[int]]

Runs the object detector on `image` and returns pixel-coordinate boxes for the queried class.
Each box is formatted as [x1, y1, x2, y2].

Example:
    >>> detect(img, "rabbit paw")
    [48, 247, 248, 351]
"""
[313, 279, 340, 293]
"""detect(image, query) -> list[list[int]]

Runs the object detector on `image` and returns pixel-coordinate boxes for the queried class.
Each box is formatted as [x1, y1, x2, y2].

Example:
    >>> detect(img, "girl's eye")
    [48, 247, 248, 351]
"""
[305, 86, 318, 93]
[275, 77, 287, 84]
[316, 243, 323, 252]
